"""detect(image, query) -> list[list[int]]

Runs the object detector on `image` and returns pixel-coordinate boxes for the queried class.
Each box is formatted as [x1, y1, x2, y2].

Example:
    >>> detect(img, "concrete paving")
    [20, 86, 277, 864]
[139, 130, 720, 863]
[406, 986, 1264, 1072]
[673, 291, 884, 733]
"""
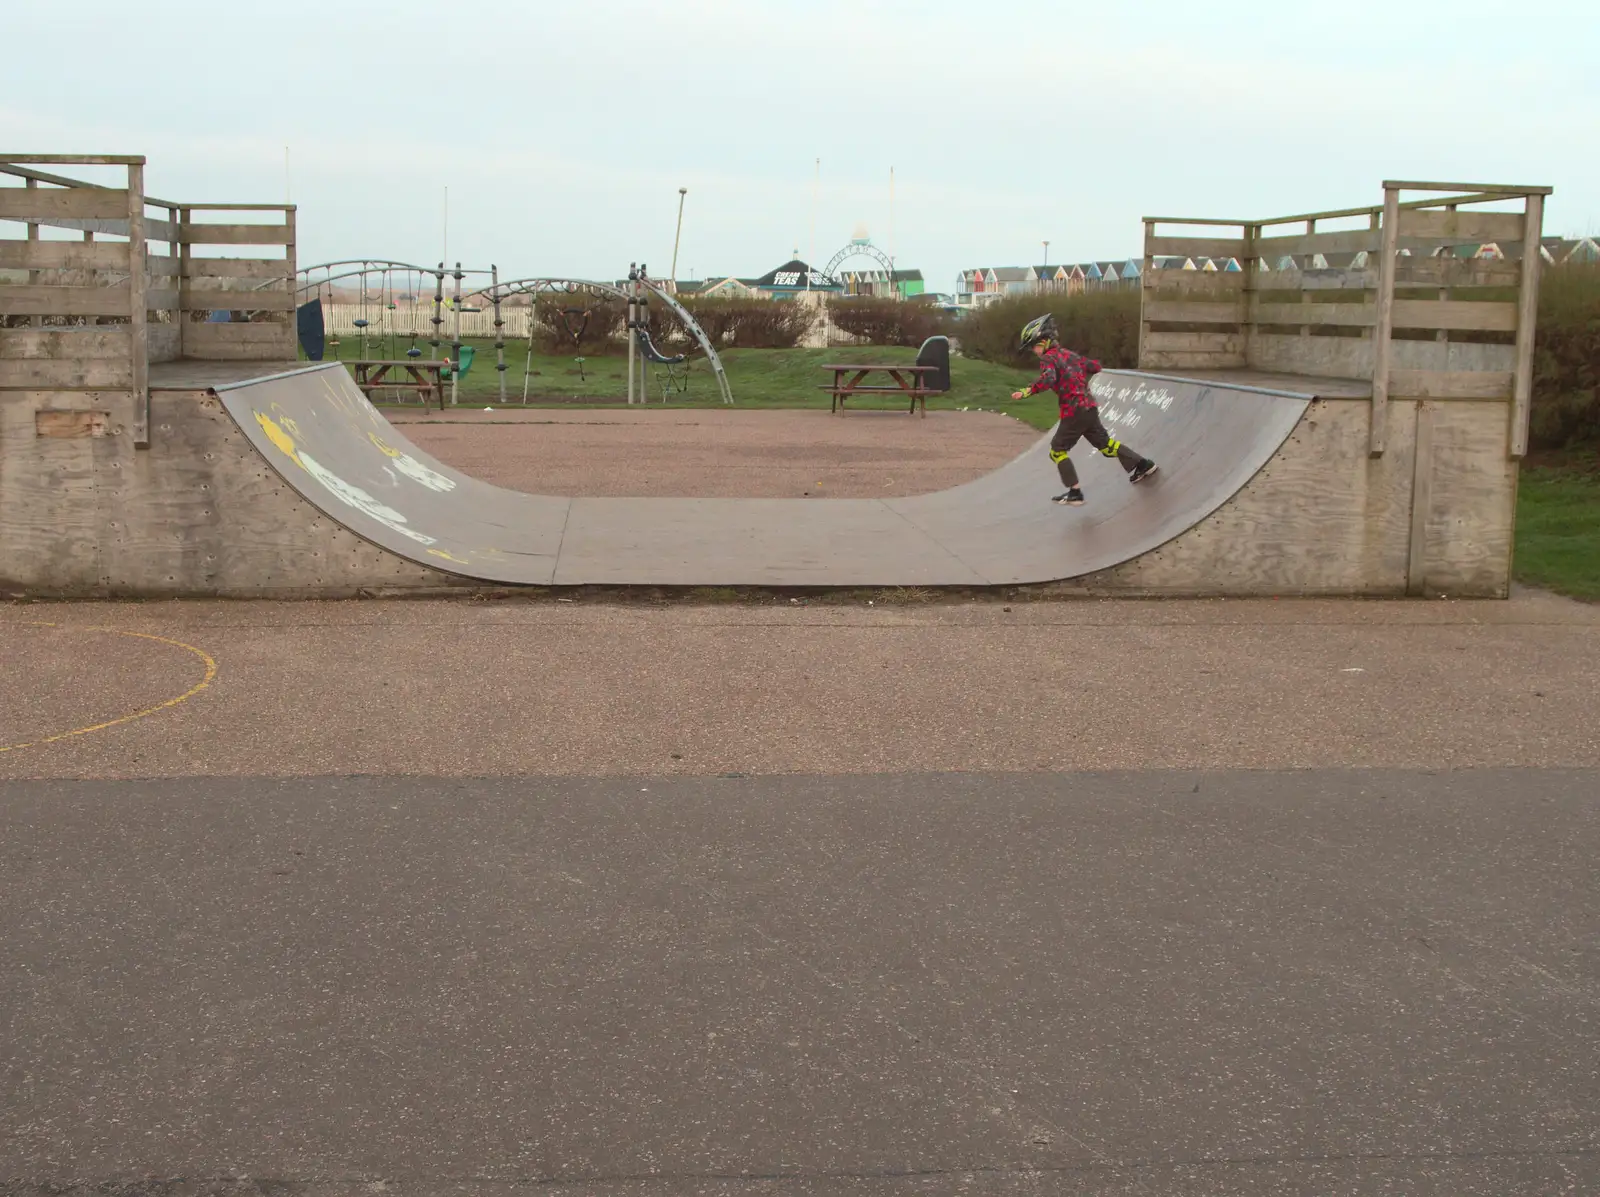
[2, 591, 1598, 781]
[1, 769, 1597, 1194]
[6, 590, 1599, 1193]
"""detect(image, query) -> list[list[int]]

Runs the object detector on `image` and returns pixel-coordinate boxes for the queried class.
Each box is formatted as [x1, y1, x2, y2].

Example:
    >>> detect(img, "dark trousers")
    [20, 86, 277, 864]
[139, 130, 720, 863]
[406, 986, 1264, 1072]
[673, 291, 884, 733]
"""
[1049, 406, 1144, 487]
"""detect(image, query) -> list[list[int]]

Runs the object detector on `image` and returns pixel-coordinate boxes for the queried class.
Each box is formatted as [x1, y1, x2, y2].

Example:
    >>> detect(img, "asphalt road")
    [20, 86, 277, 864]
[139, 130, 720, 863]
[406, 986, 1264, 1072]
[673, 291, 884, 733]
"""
[3, 768, 1596, 1195]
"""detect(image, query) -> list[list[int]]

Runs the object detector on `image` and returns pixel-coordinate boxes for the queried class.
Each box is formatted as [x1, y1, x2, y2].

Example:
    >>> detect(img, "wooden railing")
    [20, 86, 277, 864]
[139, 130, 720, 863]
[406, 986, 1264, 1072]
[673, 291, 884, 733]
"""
[1140, 180, 1550, 458]
[1, 155, 297, 447]
[178, 205, 296, 360]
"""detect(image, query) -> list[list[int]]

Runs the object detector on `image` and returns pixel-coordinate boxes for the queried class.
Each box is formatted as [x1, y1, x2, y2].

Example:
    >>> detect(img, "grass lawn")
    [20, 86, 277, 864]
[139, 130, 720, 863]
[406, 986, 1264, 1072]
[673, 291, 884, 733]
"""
[311, 338, 1060, 431]
[1515, 457, 1600, 601]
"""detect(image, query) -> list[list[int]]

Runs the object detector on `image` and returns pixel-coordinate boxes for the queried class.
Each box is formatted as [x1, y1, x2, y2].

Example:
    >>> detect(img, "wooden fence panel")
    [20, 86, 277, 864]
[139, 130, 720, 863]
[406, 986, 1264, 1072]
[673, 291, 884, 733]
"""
[0, 187, 130, 220]
[182, 321, 295, 360]
[1397, 209, 1525, 244]
[1251, 301, 1376, 328]
[180, 223, 293, 245]
[184, 257, 294, 281]
[0, 283, 131, 317]
[0, 240, 131, 271]
[1390, 299, 1517, 333]
[1254, 229, 1382, 258]
[1146, 236, 1248, 260]
[1142, 300, 1246, 324]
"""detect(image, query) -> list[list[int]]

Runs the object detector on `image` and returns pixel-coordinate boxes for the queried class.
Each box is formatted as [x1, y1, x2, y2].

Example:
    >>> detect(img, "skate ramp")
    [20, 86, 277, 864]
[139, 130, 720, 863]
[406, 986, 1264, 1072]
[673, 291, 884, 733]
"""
[215, 363, 1313, 587]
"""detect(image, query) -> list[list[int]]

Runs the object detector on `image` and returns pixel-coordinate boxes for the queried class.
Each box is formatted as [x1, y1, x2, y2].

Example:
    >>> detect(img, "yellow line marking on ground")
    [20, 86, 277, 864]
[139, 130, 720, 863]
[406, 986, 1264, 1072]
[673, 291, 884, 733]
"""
[0, 623, 219, 755]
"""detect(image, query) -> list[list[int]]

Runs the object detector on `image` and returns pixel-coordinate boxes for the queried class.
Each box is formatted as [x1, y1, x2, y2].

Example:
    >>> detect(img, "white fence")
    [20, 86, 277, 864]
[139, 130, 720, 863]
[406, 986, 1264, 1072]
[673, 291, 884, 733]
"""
[315, 300, 877, 350]
[318, 302, 536, 340]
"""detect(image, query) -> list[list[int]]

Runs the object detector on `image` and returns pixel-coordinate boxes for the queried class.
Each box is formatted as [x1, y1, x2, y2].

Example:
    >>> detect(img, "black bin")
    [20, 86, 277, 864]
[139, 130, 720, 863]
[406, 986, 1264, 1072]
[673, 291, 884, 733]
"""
[915, 335, 951, 392]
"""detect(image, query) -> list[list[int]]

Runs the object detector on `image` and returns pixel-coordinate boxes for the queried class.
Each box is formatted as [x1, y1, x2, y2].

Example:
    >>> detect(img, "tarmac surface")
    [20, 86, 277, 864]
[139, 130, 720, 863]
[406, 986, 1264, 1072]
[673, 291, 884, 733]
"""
[4, 414, 1599, 1193]
[2, 768, 1597, 1194]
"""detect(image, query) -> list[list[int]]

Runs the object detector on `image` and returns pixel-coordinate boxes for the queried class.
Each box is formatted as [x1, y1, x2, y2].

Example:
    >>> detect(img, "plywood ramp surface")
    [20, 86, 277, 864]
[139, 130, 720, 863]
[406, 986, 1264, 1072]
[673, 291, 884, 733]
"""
[215, 364, 1314, 587]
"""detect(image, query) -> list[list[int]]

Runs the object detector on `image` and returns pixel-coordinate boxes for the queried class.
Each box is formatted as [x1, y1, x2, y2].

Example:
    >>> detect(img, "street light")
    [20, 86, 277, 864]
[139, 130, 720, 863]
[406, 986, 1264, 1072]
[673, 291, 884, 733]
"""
[669, 187, 688, 293]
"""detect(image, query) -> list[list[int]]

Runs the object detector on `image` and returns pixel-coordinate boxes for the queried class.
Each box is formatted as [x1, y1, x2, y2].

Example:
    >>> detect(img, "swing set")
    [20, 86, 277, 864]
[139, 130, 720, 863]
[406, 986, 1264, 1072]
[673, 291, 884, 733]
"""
[294, 259, 500, 404]
[290, 263, 733, 406]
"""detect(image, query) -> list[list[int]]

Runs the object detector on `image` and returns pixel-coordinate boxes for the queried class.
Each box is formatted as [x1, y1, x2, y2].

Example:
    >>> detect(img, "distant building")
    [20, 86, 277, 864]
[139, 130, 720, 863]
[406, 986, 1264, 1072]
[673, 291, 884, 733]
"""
[749, 259, 841, 298]
[837, 267, 925, 299]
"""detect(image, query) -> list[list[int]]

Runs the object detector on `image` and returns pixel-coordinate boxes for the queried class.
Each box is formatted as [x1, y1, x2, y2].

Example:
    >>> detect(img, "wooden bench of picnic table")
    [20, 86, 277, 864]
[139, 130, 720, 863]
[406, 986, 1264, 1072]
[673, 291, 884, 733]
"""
[817, 362, 942, 417]
[350, 359, 449, 410]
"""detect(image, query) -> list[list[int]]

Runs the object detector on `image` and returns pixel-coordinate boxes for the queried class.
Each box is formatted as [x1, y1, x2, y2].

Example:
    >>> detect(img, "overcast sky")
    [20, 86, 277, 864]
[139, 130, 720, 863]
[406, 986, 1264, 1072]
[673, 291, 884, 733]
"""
[5, 0, 1594, 292]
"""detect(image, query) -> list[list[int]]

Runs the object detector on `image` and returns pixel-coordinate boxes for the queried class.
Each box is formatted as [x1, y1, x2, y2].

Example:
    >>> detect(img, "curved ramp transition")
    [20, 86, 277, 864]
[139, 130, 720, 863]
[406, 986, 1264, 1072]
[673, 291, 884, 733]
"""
[215, 363, 1311, 587]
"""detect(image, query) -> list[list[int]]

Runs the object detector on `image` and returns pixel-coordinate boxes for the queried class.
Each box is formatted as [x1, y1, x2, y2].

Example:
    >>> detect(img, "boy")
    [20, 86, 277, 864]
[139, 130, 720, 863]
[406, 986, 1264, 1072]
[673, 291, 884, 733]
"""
[1009, 314, 1156, 505]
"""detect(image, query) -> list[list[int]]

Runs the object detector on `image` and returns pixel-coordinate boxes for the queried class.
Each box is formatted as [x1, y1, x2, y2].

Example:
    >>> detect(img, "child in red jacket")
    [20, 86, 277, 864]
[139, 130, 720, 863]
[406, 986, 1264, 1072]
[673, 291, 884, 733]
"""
[1010, 314, 1156, 505]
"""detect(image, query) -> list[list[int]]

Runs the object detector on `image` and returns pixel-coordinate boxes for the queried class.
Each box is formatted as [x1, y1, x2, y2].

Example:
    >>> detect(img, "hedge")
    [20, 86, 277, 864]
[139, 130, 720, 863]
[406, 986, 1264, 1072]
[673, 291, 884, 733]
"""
[824, 297, 954, 347]
[1531, 262, 1600, 449]
[958, 289, 1141, 369]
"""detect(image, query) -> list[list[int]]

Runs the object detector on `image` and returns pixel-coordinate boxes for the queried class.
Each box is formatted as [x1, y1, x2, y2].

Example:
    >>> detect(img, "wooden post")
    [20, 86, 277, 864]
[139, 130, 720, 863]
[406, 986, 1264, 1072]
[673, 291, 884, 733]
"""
[1407, 401, 1436, 596]
[25, 178, 41, 329]
[166, 204, 179, 363]
[283, 207, 298, 360]
[127, 161, 150, 449]
[1509, 191, 1544, 459]
[178, 206, 192, 357]
[1300, 218, 1316, 342]
[1369, 185, 1400, 456]
[1138, 220, 1154, 368]
[1241, 223, 1257, 367]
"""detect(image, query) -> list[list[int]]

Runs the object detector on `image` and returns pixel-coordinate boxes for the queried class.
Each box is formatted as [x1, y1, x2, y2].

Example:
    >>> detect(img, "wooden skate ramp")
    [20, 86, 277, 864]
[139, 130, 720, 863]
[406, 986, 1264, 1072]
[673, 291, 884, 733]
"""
[215, 362, 1313, 587]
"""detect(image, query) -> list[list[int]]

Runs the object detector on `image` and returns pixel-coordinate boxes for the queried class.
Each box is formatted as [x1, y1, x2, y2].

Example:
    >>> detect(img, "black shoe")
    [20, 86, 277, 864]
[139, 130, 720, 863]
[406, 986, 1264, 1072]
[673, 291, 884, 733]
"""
[1129, 460, 1158, 484]
[1053, 488, 1085, 506]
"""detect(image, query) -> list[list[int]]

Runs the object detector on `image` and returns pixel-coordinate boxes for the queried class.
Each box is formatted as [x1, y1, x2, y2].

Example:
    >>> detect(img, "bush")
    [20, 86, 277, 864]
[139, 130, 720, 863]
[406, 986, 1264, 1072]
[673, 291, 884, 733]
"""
[824, 297, 953, 346]
[533, 293, 624, 354]
[678, 297, 816, 349]
[960, 289, 1141, 368]
[1530, 261, 1600, 450]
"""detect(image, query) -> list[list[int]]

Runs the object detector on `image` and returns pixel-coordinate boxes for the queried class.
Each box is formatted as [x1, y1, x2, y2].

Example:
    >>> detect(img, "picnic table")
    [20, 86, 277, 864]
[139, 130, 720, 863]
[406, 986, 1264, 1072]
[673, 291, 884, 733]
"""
[817, 362, 942, 417]
[350, 359, 449, 409]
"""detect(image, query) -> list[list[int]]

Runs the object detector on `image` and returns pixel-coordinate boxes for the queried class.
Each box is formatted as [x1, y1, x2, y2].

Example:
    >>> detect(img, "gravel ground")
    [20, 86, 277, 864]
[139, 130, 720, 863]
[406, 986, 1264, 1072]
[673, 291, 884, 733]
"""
[3, 590, 1597, 781]
[385, 408, 1039, 497]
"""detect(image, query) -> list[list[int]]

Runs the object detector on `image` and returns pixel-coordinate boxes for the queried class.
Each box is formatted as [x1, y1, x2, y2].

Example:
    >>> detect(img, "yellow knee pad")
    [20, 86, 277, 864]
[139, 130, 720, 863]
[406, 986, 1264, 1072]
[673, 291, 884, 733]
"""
[1049, 449, 1070, 463]
[1100, 438, 1122, 458]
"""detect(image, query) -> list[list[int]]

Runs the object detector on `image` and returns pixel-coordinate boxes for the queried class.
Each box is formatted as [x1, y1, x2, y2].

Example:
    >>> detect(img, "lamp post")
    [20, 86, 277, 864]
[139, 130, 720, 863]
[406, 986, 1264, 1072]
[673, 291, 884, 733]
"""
[669, 187, 687, 294]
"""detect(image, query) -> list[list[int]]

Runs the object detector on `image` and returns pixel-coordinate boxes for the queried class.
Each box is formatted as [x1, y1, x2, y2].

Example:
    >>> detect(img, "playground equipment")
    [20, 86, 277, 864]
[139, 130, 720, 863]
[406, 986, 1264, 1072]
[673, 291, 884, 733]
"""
[468, 273, 734, 406]
[293, 259, 496, 404]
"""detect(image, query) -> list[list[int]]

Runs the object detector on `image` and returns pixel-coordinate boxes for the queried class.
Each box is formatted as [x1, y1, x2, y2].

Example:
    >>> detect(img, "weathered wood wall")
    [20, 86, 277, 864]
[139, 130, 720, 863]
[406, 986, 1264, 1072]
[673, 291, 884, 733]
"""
[0, 386, 463, 596]
[178, 206, 297, 360]
[1, 158, 297, 455]
[1137, 181, 1549, 598]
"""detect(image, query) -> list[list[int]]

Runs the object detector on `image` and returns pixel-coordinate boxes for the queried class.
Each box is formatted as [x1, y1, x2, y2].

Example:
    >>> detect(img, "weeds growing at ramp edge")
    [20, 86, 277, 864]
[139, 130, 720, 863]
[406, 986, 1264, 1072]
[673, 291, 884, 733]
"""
[1516, 459, 1600, 600]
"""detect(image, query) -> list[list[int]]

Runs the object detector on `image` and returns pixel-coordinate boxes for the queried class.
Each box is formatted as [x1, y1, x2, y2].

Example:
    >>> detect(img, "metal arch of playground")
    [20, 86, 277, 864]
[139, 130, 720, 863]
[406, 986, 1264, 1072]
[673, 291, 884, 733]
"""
[286, 263, 733, 406]
[468, 275, 733, 406]
[821, 240, 896, 293]
[293, 259, 505, 404]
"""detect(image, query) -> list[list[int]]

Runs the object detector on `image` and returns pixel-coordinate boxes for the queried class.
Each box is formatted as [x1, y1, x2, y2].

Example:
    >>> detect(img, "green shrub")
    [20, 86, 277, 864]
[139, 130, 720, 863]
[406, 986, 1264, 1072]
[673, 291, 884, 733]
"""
[532, 293, 624, 354]
[1531, 261, 1600, 450]
[960, 289, 1141, 368]
[824, 297, 953, 346]
[678, 297, 816, 349]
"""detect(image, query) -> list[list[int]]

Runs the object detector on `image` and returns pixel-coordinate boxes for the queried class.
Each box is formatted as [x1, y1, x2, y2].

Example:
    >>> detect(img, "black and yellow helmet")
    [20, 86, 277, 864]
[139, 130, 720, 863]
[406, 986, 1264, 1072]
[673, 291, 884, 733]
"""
[1019, 313, 1057, 349]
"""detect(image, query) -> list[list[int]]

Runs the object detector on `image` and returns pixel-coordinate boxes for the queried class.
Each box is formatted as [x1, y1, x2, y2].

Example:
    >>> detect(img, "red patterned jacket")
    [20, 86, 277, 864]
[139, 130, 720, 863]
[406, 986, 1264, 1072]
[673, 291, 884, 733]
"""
[1025, 346, 1101, 418]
